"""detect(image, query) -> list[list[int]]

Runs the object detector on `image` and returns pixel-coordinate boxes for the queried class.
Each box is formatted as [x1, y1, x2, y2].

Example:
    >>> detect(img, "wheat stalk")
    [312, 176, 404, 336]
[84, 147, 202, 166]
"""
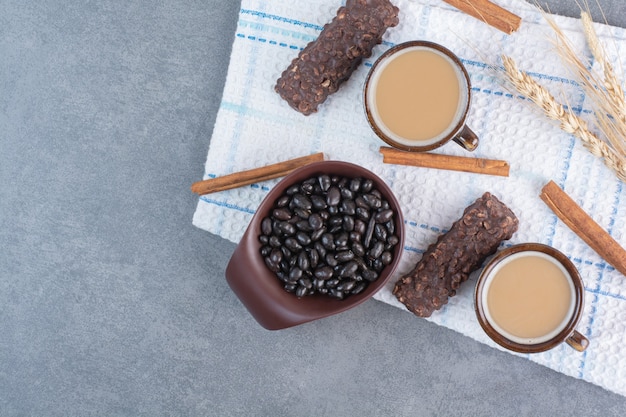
[581, 12, 626, 117]
[579, 11, 626, 157]
[501, 55, 626, 181]
[544, 9, 626, 158]
[498, 6, 626, 182]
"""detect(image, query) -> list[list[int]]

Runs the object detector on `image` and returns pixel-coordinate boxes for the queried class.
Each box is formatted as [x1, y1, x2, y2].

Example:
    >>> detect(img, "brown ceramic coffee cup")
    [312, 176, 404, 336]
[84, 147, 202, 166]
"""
[474, 243, 589, 353]
[364, 41, 478, 152]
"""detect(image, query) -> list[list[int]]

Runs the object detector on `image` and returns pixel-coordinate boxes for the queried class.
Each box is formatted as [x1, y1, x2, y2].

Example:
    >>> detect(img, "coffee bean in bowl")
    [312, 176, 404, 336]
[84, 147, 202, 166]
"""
[225, 161, 405, 330]
[260, 173, 400, 299]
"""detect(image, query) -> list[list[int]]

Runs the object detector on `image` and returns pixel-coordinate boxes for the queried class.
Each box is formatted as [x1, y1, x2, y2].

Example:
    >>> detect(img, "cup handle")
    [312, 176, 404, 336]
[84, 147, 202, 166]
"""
[452, 125, 479, 151]
[566, 330, 589, 352]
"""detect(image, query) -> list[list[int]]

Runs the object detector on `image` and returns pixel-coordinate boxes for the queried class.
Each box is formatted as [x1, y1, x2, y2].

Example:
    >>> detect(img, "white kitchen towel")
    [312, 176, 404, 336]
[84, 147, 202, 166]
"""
[193, 0, 626, 397]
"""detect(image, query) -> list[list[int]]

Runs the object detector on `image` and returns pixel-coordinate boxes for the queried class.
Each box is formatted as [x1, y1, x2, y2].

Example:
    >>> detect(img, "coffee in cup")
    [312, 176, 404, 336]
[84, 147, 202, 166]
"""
[474, 243, 589, 353]
[364, 41, 478, 152]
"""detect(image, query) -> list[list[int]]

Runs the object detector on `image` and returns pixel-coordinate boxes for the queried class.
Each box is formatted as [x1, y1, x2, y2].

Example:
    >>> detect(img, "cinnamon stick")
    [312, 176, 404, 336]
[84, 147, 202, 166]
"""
[191, 152, 325, 195]
[380, 146, 510, 177]
[442, 0, 521, 34]
[540, 180, 626, 277]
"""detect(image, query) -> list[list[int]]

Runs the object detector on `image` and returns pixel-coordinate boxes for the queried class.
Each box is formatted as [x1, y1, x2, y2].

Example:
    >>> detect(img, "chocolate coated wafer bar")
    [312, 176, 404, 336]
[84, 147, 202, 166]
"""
[393, 192, 518, 318]
[275, 0, 399, 115]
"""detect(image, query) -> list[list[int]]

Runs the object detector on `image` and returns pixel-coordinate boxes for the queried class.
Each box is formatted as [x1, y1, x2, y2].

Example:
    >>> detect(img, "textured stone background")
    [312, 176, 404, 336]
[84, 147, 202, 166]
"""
[2, 1, 626, 415]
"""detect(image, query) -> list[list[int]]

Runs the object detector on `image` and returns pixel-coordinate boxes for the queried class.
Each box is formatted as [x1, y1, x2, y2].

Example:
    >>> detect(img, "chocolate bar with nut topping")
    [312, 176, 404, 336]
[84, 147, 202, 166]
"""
[393, 192, 519, 318]
[275, 0, 399, 115]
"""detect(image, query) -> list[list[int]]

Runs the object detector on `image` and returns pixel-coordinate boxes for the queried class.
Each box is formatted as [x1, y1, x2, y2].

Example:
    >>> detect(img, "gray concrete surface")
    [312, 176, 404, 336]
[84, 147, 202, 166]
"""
[2, 0, 626, 415]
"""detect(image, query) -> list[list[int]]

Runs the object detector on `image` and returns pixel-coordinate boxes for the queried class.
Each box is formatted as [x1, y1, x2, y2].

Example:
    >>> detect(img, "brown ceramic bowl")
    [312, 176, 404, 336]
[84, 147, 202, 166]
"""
[225, 160, 405, 330]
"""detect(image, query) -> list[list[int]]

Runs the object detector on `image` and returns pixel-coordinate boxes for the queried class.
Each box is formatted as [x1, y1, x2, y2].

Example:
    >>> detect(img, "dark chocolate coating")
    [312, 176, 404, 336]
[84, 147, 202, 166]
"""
[275, 0, 399, 115]
[393, 192, 519, 318]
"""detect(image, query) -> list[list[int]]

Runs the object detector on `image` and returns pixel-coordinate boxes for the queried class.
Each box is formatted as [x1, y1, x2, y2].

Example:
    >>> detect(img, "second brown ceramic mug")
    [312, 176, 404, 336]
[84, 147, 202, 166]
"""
[474, 243, 589, 354]
[364, 41, 478, 152]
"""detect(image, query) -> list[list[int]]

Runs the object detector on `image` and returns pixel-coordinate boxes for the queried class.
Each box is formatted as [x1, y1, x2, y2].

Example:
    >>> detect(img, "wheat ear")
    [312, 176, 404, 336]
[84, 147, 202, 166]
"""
[501, 55, 626, 181]
[579, 11, 626, 157]
[581, 12, 626, 118]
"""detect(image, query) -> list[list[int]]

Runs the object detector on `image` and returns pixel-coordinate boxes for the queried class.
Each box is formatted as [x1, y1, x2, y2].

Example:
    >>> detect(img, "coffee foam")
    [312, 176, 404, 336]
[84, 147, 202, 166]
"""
[481, 251, 577, 346]
[367, 46, 469, 147]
